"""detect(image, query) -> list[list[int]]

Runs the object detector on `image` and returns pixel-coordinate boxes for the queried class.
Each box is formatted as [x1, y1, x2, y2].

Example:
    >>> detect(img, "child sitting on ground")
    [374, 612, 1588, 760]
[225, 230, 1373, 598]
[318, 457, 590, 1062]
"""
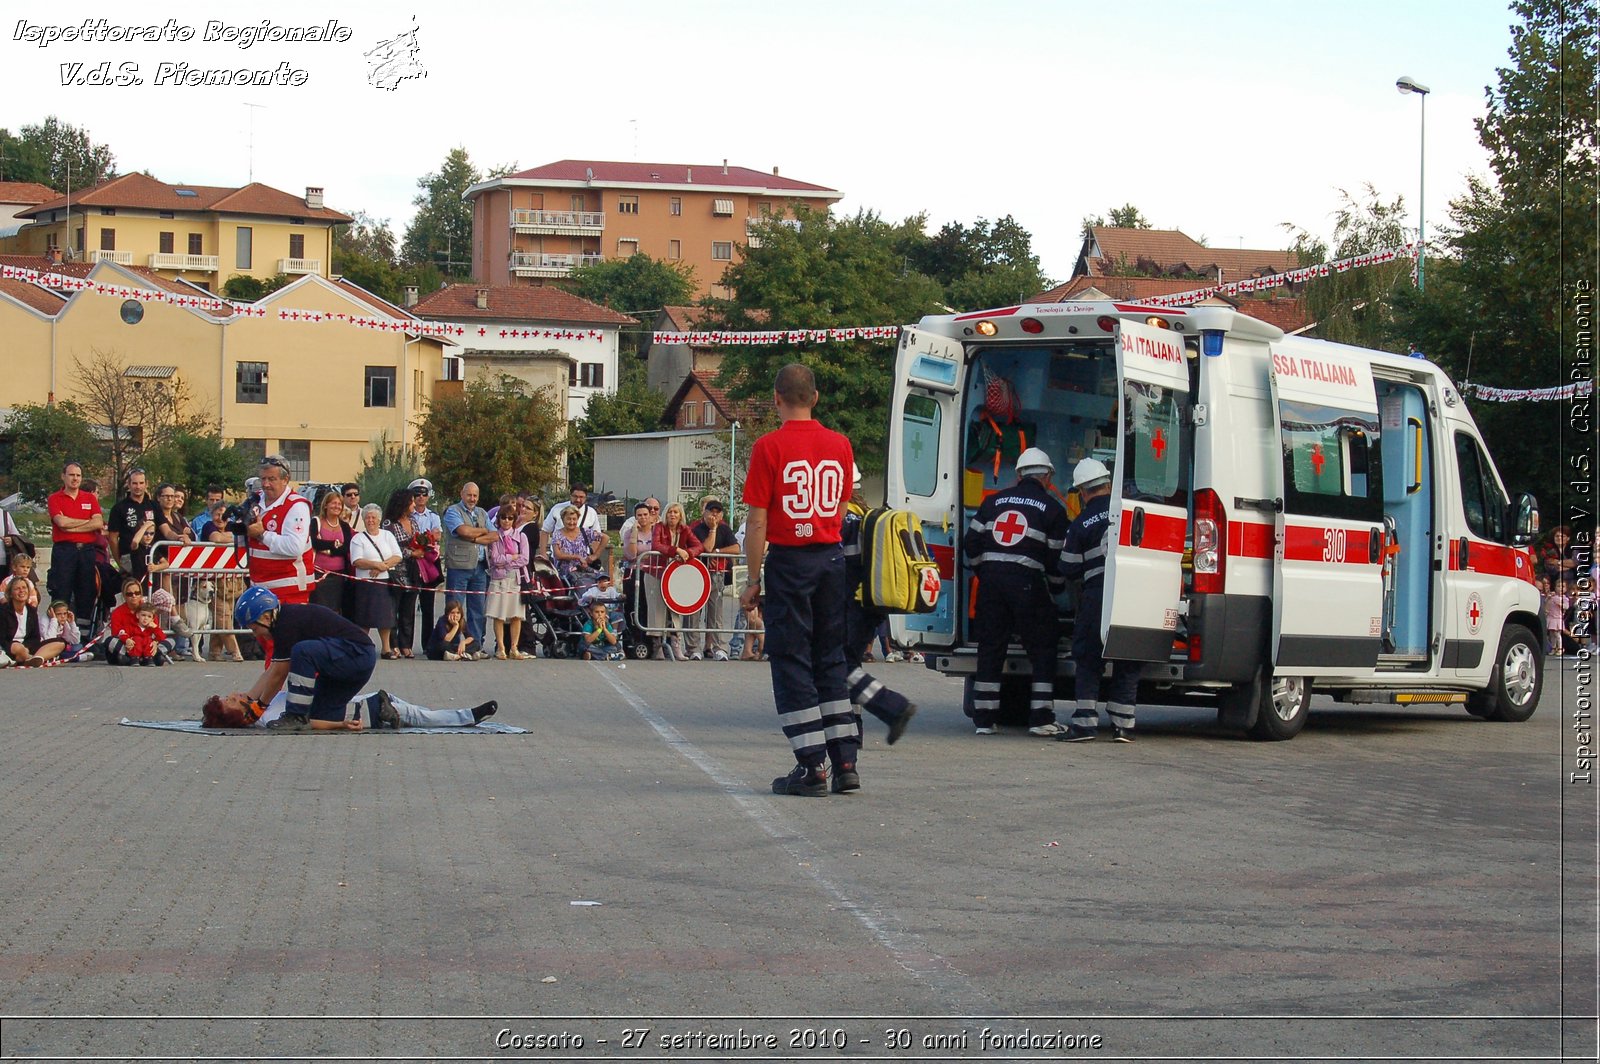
[581, 601, 623, 661]
[426, 601, 477, 661]
[739, 601, 765, 660]
[115, 603, 170, 666]
[42, 601, 86, 661]
[148, 587, 201, 663]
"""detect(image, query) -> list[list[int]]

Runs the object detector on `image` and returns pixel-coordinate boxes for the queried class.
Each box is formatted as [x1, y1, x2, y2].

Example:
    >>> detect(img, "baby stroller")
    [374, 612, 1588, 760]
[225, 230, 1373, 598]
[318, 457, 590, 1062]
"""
[521, 558, 590, 658]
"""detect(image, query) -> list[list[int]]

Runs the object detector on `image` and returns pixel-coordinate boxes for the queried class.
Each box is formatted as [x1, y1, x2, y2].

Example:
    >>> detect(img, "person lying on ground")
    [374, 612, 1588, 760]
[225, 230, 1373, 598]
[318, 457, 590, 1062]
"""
[201, 688, 498, 730]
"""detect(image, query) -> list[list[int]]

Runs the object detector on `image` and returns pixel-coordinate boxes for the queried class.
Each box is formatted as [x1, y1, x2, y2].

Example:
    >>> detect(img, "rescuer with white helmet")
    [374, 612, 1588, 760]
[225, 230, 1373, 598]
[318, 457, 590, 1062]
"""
[1059, 455, 1142, 743]
[960, 447, 1071, 736]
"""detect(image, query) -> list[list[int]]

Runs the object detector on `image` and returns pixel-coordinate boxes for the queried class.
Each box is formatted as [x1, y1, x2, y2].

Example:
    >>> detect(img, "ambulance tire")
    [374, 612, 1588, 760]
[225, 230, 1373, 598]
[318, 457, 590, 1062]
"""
[1465, 624, 1542, 722]
[1220, 667, 1311, 741]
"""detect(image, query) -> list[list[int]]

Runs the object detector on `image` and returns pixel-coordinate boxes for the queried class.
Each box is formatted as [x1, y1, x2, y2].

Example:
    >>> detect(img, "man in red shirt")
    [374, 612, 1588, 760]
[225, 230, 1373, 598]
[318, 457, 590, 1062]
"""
[245, 454, 315, 605]
[46, 460, 104, 621]
[740, 364, 858, 796]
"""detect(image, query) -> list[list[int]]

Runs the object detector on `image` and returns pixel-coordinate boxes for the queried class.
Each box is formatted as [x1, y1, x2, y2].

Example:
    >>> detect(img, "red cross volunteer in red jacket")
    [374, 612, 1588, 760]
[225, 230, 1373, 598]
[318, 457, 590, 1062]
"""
[245, 454, 315, 605]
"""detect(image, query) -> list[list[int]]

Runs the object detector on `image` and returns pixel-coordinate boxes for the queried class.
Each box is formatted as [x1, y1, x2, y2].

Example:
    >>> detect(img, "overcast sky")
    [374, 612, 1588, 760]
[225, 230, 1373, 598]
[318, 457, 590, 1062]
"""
[6, 0, 1519, 283]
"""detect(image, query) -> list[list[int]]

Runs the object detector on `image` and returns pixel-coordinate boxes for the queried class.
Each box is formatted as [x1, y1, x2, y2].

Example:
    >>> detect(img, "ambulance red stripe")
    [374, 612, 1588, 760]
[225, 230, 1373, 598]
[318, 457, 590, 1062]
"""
[1280, 524, 1378, 565]
[1117, 509, 1186, 552]
[1449, 540, 1536, 583]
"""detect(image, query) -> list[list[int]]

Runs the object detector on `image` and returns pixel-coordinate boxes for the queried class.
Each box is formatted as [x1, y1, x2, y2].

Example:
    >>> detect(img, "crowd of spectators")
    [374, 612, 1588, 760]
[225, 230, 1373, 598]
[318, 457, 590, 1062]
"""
[1, 464, 940, 669]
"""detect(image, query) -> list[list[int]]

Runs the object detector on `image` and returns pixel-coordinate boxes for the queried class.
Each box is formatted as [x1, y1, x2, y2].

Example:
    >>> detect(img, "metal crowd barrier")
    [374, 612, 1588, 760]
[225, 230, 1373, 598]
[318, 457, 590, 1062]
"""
[624, 549, 746, 637]
[145, 539, 254, 641]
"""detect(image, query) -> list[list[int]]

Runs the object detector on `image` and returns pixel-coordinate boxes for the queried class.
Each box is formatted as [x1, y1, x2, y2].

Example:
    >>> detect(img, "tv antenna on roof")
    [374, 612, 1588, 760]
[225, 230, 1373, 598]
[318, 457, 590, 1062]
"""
[630, 118, 638, 160]
[243, 102, 267, 182]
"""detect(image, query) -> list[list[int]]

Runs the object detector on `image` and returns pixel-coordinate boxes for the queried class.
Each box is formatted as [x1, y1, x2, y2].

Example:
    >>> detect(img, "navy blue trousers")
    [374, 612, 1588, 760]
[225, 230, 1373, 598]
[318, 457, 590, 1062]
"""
[1070, 588, 1141, 731]
[764, 543, 857, 770]
[285, 637, 378, 721]
[844, 598, 911, 737]
[972, 568, 1060, 728]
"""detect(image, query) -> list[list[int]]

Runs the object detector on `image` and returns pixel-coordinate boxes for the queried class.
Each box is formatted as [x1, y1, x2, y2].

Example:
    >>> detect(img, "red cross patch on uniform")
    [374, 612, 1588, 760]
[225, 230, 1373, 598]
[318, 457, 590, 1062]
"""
[992, 510, 1030, 547]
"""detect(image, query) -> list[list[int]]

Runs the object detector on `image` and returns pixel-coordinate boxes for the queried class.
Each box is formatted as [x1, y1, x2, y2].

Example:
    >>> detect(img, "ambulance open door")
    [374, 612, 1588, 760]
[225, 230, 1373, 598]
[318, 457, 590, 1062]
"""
[886, 327, 964, 650]
[1101, 320, 1190, 661]
[1267, 345, 1385, 674]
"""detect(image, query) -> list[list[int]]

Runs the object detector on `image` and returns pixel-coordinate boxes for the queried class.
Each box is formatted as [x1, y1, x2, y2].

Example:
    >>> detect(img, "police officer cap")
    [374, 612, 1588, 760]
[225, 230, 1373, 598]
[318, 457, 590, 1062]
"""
[408, 478, 433, 495]
[1072, 458, 1112, 490]
[1015, 447, 1055, 477]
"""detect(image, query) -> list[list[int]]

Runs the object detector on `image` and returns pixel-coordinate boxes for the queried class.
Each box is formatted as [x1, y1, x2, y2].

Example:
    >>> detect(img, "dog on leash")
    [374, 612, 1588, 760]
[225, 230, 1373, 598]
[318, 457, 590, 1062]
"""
[180, 582, 216, 662]
[148, 584, 212, 662]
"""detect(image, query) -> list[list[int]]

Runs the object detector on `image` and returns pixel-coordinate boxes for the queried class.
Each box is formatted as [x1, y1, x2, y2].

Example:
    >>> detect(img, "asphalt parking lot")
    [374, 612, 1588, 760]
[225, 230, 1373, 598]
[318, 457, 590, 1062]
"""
[0, 653, 1593, 1062]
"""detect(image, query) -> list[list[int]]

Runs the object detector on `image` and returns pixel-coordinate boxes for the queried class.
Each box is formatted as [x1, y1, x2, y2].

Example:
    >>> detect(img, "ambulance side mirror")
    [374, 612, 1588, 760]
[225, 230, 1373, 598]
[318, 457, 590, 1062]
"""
[1510, 492, 1540, 546]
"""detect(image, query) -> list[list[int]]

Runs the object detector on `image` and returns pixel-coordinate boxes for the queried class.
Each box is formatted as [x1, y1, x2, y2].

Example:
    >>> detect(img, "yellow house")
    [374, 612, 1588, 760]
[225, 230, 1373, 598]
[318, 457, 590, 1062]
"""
[0, 260, 451, 483]
[2, 173, 352, 291]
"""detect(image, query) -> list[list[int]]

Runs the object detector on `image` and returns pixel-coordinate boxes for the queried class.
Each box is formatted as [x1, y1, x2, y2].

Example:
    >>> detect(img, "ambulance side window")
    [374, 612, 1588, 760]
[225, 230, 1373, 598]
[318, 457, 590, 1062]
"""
[1454, 432, 1508, 542]
[902, 393, 941, 498]
[1278, 400, 1382, 522]
[1121, 380, 1187, 506]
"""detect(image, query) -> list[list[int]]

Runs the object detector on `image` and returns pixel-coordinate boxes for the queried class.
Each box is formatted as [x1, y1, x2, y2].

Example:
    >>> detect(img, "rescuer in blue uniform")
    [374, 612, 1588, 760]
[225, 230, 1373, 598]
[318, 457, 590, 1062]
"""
[961, 447, 1070, 736]
[1058, 457, 1141, 743]
[840, 463, 917, 749]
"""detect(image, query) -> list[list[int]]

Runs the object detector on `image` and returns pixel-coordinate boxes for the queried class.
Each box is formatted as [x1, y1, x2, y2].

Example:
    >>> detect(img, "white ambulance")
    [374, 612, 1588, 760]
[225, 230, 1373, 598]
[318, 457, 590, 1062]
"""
[886, 301, 1544, 739]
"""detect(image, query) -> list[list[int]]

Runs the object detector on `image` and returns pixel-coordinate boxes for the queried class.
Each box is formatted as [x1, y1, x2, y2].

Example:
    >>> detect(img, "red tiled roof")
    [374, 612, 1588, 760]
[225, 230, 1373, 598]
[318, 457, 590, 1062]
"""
[664, 369, 757, 426]
[410, 284, 637, 325]
[331, 277, 415, 320]
[0, 254, 94, 280]
[20, 173, 352, 223]
[498, 159, 839, 196]
[1030, 276, 1214, 302]
[0, 181, 59, 205]
[0, 277, 65, 314]
[1081, 227, 1296, 281]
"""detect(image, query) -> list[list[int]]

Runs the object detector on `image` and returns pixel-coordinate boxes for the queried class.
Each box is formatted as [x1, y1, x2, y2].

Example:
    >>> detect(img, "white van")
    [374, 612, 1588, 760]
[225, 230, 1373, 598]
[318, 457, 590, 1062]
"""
[886, 301, 1544, 739]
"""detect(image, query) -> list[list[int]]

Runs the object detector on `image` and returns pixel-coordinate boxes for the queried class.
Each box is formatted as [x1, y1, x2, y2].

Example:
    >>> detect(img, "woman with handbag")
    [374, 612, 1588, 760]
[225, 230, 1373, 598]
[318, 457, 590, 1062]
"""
[348, 503, 403, 658]
[383, 488, 423, 658]
[309, 489, 354, 616]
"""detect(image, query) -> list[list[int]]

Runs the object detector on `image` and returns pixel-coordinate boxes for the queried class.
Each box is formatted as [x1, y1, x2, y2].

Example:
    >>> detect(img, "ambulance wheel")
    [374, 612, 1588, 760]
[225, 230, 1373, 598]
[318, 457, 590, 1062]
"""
[1220, 668, 1310, 741]
[1465, 625, 1542, 722]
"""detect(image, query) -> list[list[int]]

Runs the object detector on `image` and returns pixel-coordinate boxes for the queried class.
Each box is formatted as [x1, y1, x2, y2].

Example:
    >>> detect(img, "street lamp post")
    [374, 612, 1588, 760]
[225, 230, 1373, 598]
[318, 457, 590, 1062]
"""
[1396, 75, 1431, 291]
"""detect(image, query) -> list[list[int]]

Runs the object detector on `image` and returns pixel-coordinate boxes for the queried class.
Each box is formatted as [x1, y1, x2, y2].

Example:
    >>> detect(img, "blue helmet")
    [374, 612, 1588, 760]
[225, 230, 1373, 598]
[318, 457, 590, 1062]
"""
[234, 585, 281, 628]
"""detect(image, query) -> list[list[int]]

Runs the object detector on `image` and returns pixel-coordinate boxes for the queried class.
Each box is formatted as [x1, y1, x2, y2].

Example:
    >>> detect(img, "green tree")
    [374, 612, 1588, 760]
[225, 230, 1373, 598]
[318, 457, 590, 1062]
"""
[1282, 184, 1414, 349]
[703, 207, 946, 469]
[352, 430, 423, 509]
[906, 215, 1052, 311]
[1, 401, 102, 503]
[415, 374, 566, 501]
[402, 147, 495, 278]
[1081, 203, 1152, 238]
[562, 253, 696, 357]
[221, 274, 292, 301]
[333, 210, 402, 303]
[137, 432, 254, 496]
[0, 117, 115, 189]
[1398, 0, 1596, 509]
[566, 359, 668, 487]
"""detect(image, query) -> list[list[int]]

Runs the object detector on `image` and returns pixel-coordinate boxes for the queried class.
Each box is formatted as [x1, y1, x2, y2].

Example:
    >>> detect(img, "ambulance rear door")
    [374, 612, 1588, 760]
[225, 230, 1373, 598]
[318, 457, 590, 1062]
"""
[1268, 344, 1385, 674]
[886, 326, 965, 649]
[1101, 320, 1191, 661]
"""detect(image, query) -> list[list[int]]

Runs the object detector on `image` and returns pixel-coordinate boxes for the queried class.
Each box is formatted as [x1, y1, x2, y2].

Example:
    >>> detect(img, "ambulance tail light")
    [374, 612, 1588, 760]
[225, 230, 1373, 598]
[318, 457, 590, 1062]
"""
[1192, 489, 1226, 595]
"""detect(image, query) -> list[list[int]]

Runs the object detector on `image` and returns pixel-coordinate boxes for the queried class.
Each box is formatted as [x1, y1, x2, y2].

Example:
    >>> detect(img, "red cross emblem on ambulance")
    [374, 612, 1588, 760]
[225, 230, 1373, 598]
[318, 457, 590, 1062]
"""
[992, 510, 1029, 547]
[1466, 592, 1483, 635]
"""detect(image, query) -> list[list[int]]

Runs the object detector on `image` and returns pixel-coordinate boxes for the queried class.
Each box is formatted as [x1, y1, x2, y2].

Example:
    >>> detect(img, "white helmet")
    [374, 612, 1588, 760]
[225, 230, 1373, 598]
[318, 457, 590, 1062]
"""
[852, 463, 862, 489]
[1015, 447, 1054, 478]
[1072, 458, 1112, 490]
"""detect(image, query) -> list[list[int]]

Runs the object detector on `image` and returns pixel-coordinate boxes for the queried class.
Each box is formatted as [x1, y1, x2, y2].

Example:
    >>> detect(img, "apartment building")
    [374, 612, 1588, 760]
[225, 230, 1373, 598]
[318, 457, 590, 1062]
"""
[0, 260, 450, 483]
[3, 173, 351, 291]
[464, 159, 842, 299]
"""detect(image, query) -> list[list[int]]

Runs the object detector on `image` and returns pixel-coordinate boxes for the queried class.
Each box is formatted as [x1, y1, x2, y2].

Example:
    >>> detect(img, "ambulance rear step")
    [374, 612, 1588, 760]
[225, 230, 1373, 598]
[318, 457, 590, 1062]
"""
[1327, 689, 1468, 705]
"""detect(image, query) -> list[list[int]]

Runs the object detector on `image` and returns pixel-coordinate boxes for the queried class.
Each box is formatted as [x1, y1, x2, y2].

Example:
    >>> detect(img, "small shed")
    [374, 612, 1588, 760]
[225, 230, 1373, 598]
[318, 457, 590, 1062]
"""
[591, 428, 736, 515]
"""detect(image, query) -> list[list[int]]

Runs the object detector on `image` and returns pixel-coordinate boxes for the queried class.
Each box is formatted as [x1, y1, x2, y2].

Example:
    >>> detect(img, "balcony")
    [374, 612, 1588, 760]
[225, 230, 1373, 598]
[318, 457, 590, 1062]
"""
[148, 252, 219, 272]
[510, 252, 604, 278]
[278, 257, 321, 275]
[90, 250, 133, 264]
[510, 209, 605, 236]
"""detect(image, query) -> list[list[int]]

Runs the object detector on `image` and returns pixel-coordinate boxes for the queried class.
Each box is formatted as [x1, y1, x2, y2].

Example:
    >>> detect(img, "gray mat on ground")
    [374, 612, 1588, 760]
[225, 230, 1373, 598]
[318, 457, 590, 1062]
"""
[118, 718, 527, 735]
